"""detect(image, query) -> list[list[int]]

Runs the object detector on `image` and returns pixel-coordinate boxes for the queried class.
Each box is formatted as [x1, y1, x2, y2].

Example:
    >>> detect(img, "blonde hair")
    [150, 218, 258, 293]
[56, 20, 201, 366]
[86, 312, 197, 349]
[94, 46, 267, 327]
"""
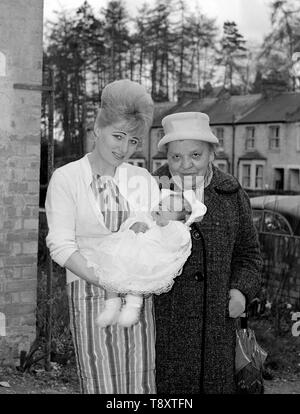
[95, 79, 154, 139]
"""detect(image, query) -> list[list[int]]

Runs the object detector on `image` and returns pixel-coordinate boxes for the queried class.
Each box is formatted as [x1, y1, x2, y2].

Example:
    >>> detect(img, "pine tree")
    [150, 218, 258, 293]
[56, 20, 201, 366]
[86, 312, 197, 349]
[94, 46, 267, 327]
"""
[133, 3, 152, 85]
[142, 0, 175, 101]
[186, 10, 218, 92]
[259, 0, 300, 90]
[101, 0, 130, 82]
[217, 21, 248, 92]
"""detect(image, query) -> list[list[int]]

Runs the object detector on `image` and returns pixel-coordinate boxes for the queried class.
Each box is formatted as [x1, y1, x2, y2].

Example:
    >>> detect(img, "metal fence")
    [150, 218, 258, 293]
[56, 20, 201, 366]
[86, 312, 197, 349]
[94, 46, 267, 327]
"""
[258, 232, 300, 306]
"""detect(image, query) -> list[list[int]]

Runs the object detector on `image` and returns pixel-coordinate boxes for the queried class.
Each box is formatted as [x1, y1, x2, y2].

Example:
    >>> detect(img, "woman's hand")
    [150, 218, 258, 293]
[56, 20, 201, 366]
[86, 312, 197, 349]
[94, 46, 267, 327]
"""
[129, 222, 149, 233]
[64, 251, 103, 287]
[228, 288, 246, 318]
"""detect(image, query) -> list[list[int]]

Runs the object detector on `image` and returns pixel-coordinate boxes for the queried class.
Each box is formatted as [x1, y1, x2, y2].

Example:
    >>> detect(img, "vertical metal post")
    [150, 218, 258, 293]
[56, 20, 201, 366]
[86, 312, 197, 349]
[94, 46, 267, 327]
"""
[45, 67, 55, 371]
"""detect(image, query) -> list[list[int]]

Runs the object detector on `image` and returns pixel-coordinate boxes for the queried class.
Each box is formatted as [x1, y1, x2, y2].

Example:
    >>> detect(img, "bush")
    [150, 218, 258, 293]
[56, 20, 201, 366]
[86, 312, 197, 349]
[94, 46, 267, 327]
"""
[249, 298, 300, 376]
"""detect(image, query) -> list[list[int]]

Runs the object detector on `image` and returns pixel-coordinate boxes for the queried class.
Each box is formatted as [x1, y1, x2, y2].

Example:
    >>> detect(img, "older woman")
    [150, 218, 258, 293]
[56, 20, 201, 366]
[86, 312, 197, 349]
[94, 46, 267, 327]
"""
[153, 112, 263, 394]
[45, 80, 159, 394]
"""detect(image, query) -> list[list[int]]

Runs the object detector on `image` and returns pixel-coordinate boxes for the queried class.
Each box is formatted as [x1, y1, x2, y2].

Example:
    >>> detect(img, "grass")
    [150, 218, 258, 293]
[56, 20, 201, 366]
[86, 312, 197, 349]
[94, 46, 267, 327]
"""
[249, 314, 300, 378]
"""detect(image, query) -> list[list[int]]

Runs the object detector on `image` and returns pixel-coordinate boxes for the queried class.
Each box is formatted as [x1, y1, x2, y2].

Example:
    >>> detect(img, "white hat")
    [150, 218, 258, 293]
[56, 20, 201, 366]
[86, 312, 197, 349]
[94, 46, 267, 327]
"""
[158, 112, 218, 151]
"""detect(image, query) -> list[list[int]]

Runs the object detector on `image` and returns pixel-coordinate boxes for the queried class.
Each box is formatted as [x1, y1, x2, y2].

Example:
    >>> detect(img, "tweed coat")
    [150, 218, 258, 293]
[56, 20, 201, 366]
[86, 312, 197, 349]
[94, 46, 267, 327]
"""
[152, 164, 263, 394]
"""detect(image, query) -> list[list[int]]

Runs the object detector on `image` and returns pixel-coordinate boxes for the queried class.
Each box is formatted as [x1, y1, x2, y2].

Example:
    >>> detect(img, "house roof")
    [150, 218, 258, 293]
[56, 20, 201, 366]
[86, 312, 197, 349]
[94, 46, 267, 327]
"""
[152, 151, 167, 160]
[207, 94, 263, 124]
[152, 101, 177, 127]
[152, 91, 300, 128]
[155, 94, 262, 125]
[237, 92, 300, 124]
[166, 97, 217, 118]
[238, 150, 267, 161]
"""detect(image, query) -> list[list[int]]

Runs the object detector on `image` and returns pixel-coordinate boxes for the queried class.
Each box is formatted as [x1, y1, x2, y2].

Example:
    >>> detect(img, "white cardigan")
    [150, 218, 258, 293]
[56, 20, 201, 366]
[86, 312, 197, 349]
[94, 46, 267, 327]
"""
[45, 154, 160, 284]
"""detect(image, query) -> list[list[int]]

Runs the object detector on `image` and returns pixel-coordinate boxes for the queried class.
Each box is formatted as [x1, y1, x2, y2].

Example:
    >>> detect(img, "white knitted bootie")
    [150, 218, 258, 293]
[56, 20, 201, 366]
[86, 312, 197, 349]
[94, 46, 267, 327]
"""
[118, 295, 143, 328]
[97, 297, 122, 328]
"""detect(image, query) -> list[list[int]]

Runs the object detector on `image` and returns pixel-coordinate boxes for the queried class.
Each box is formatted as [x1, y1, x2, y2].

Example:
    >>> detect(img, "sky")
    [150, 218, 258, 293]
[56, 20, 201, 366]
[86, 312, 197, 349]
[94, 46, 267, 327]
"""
[43, 0, 273, 45]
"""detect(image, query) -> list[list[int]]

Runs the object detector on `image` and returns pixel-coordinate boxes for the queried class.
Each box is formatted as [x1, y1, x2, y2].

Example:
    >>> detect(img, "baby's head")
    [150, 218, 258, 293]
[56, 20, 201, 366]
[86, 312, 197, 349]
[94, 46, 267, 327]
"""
[151, 191, 191, 226]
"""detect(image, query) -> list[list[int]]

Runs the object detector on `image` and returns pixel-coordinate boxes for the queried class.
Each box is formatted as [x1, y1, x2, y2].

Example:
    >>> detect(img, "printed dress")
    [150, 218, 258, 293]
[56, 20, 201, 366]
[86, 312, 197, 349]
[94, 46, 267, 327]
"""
[67, 174, 156, 394]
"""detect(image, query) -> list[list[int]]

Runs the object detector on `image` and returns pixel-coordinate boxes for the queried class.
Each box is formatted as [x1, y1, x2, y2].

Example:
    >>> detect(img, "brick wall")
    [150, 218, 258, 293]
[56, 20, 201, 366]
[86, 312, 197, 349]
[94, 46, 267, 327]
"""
[235, 123, 300, 191]
[0, 0, 44, 365]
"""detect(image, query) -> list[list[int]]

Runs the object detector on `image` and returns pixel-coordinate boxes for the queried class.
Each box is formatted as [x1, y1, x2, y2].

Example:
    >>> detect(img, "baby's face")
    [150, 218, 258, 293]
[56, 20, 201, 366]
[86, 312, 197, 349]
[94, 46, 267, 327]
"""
[151, 194, 189, 225]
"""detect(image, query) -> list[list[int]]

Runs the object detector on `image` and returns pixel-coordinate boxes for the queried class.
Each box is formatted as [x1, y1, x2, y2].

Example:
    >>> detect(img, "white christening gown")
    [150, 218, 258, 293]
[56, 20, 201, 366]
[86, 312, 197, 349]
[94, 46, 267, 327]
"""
[86, 214, 192, 295]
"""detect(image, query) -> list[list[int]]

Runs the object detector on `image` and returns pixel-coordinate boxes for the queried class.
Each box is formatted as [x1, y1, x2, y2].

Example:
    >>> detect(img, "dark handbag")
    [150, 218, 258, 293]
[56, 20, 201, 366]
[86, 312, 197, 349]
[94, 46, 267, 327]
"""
[235, 315, 268, 394]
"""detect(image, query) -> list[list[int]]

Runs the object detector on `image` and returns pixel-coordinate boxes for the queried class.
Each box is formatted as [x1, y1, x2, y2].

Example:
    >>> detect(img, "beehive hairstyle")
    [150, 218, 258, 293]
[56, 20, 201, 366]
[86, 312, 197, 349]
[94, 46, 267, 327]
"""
[95, 79, 154, 140]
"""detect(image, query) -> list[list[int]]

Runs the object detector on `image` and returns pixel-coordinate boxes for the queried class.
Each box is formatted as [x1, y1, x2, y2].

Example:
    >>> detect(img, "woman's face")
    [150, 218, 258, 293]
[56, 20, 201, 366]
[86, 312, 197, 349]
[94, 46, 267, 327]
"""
[94, 122, 140, 168]
[167, 140, 213, 184]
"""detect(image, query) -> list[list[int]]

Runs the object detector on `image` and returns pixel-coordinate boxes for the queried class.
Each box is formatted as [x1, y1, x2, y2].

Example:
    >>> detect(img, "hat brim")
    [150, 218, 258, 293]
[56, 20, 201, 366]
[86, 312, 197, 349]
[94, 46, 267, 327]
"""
[157, 132, 219, 151]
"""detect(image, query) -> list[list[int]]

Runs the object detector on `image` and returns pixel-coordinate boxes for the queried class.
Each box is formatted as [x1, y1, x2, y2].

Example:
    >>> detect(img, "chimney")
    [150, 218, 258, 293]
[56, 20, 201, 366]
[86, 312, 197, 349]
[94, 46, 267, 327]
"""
[177, 82, 200, 103]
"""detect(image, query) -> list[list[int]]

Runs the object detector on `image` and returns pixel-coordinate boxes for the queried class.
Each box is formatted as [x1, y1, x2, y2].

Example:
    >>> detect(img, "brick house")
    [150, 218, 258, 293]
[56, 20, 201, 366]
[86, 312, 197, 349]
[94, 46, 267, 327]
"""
[0, 0, 44, 365]
[236, 92, 300, 192]
[150, 88, 300, 192]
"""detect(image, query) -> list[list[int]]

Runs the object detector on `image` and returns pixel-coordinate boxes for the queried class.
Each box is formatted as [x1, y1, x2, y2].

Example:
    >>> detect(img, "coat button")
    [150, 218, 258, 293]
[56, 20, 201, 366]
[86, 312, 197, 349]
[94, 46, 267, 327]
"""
[192, 230, 201, 240]
[194, 271, 203, 281]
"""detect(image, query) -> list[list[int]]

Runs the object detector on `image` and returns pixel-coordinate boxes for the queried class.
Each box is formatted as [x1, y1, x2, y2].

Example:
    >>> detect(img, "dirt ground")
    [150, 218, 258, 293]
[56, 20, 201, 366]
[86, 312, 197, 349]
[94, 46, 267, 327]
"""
[0, 365, 299, 394]
[0, 364, 80, 395]
[264, 376, 300, 394]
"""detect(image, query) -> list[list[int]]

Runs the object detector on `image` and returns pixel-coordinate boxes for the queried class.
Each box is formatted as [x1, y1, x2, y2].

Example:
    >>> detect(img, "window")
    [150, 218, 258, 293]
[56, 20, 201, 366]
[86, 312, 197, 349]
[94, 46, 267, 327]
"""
[128, 160, 146, 168]
[242, 164, 251, 188]
[157, 129, 164, 140]
[246, 127, 255, 150]
[252, 210, 263, 232]
[252, 210, 293, 235]
[269, 126, 280, 149]
[263, 211, 292, 235]
[216, 128, 224, 148]
[255, 165, 264, 189]
[152, 160, 166, 172]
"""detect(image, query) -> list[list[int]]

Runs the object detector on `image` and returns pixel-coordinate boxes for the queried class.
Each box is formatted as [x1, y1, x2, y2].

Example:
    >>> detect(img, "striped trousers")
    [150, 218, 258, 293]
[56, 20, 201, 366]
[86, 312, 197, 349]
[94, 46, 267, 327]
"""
[67, 279, 156, 394]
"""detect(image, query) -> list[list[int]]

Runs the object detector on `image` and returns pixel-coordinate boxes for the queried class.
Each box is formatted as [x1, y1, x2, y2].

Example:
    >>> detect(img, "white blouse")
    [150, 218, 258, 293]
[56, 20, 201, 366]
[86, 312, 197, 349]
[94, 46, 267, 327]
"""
[45, 154, 160, 283]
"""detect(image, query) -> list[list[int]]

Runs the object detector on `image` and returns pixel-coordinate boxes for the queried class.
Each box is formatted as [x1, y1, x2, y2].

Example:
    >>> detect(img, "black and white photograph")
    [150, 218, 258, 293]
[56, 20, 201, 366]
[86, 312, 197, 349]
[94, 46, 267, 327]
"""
[0, 0, 300, 398]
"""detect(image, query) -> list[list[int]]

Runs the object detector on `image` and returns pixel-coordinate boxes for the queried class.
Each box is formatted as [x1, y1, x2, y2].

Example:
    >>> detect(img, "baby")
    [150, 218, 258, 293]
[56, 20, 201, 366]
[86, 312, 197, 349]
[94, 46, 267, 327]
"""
[86, 190, 206, 328]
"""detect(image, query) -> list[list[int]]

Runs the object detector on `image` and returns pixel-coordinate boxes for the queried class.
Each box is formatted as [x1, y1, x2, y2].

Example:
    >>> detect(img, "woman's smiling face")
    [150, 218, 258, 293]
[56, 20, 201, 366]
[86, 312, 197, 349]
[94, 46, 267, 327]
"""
[167, 139, 214, 182]
[94, 122, 140, 168]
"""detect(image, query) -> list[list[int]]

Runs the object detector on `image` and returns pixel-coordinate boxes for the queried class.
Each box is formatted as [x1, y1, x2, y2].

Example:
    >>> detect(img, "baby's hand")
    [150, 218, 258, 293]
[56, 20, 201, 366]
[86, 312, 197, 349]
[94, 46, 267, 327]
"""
[129, 222, 149, 234]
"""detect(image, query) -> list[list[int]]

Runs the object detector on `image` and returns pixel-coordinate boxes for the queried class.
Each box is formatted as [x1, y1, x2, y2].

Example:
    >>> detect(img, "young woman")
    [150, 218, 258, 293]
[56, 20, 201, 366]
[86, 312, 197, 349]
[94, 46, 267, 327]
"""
[45, 79, 159, 394]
